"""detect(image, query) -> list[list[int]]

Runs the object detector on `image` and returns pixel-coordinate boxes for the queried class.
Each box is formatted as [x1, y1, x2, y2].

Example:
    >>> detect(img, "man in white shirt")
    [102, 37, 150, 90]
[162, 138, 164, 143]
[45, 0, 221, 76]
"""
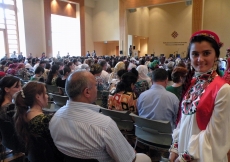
[49, 70, 150, 162]
[98, 59, 109, 83]
[10, 51, 17, 59]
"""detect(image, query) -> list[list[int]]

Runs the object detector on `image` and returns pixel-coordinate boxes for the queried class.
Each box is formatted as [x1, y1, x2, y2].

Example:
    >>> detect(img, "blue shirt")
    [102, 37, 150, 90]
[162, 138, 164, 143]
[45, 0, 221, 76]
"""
[137, 84, 179, 130]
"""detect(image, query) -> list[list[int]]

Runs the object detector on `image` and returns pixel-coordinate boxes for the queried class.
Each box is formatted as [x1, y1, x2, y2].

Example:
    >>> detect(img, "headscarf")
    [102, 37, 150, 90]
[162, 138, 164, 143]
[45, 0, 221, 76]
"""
[114, 62, 125, 73]
[136, 65, 152, 87]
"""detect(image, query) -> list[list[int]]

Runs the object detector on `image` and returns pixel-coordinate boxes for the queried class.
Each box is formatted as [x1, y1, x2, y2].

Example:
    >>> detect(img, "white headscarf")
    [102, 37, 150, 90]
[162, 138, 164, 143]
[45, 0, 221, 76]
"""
[136, 65, 152, 87]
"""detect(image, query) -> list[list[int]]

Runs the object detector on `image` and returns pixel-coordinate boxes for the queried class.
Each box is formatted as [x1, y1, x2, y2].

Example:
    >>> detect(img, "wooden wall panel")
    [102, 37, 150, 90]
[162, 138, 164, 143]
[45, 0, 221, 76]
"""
[44, 0, 52, 57]
[51, 0, 76, 18]
[192, 0, 203, 33]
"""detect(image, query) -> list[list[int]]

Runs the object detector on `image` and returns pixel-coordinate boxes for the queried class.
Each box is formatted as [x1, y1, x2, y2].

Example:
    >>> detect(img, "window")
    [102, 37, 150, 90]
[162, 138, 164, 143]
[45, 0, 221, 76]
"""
[51, 14, 81, 57]
[0, 0, 19, 58]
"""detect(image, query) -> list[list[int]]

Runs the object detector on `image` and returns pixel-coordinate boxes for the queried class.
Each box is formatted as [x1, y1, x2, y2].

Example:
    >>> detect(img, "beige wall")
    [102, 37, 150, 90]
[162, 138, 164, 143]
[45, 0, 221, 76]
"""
[148, 2, 192, 58]
[85, 6, 94, 52]
[127, 7, 149, 37]
[93, 0, 119, 42]
[23, 0, 46, 57]
[94, 42, 119, 56]
[126, 2, 192, 58]
[140, 38, 148, 57]
[203, 0, 230, 58]
[133, 36, 141, 51]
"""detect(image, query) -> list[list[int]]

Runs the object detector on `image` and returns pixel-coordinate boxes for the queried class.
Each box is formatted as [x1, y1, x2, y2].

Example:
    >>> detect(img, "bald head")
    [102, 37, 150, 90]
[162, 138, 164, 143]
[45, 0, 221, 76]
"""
[65, 70, 94, 101]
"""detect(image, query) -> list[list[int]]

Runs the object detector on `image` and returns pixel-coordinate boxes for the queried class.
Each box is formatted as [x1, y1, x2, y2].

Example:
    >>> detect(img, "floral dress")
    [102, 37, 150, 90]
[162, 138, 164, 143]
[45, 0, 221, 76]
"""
[108, 91, 137, 114]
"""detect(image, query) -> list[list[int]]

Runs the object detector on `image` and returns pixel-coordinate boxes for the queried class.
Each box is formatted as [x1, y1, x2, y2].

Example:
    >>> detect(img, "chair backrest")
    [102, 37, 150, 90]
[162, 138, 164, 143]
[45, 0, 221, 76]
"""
[46, 84, 60, 94]
[101, 91, 110, 108]
[60, 87, 67, 96]
[100, 108, 133, 131]
[28, 136, 63, 162]
[130, 114, 172, 146]
[63, 154, 98, 162]
[0, 120, 24, 152]
[49, 93, 68, 107]
[43, 101, 61, 114]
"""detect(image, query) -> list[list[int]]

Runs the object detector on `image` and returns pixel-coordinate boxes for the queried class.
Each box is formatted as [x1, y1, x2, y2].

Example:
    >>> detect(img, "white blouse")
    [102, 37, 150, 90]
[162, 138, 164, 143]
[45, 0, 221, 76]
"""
[172, 83, 230, 162]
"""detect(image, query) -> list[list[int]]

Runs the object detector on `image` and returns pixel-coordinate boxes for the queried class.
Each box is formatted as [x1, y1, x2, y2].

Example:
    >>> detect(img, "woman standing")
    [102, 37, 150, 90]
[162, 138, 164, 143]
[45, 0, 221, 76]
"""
[169, 30, 230, 162]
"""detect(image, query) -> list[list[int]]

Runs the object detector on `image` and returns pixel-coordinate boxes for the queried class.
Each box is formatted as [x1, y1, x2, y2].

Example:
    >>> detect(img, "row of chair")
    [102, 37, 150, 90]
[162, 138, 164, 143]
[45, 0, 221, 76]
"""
[100, 108, 172, 155]
[44, 91, 172, 151]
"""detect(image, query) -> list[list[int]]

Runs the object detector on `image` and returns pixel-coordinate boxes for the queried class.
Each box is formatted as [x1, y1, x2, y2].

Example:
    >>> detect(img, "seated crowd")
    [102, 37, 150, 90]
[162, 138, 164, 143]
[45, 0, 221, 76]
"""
[0, 45, 229, 162]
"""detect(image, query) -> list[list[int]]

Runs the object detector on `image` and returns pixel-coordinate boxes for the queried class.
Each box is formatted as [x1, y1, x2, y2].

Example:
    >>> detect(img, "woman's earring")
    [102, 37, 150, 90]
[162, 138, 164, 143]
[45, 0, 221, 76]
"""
[212, 60, 218, 71]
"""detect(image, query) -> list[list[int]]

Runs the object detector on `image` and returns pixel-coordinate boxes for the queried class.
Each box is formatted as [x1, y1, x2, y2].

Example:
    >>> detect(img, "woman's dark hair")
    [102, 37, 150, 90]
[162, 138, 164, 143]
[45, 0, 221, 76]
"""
[67, 62, 73, 68]
[46, 64, 59, 85]
[90, 64, 102, 75]
[167, 70, 173, 81]
[183, 35, 221, 98]
[35, 66, 44, 75]
[130, 68, 138, 78]
[117, 69, 128, 79]
[112, 71, 138, 95]
[14, 82, 46, 146]
[63, 66, 71, 75]
[124, 61, 129, 70]
[45, 63, 51, 70]
[0, 76, 20, 106]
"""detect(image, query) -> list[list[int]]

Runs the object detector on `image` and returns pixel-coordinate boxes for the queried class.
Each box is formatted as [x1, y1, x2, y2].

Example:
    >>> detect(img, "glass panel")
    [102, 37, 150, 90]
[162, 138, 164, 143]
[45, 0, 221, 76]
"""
[0, 8, 4, 19]
[0, 24, 5, 29]
[5, 9, 15, 16]
[3, 0, 14, 5]
[0, 19, 4, 24]
[6, 19, 16, 25]
[5, 15, 15, 20]
[7, 34, 17, 39]
[8, 39, 17, 44]
[0, 31, 6, 58]
[51, 14, 81, 57]
[7, 25, 16, 30]
[9, 44, 18, 49]
[7, 30, 16, 34]
[9, 48, 17, 52]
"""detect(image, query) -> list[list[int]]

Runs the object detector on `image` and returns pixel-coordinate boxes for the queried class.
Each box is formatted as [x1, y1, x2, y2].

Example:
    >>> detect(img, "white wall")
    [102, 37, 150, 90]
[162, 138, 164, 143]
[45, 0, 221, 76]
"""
[93, 0, 119, 42]
[85, 6, 94, 52]
[23, 0, 46, 57]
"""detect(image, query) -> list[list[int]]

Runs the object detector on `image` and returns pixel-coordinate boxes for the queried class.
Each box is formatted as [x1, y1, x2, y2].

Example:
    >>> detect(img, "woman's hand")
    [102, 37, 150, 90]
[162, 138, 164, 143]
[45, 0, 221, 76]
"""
[169, 152, 179, 162]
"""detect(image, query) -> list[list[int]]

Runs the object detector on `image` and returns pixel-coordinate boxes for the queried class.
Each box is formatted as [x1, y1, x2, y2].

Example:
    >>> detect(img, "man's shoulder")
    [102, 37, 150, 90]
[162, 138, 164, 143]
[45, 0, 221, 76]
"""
[164, 90, 179, 102]
[54, 105, 115, 128]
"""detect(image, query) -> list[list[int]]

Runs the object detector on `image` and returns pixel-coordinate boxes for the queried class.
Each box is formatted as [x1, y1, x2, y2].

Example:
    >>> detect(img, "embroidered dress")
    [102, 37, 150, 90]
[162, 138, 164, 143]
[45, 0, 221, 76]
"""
[170, 71, 230, 162]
